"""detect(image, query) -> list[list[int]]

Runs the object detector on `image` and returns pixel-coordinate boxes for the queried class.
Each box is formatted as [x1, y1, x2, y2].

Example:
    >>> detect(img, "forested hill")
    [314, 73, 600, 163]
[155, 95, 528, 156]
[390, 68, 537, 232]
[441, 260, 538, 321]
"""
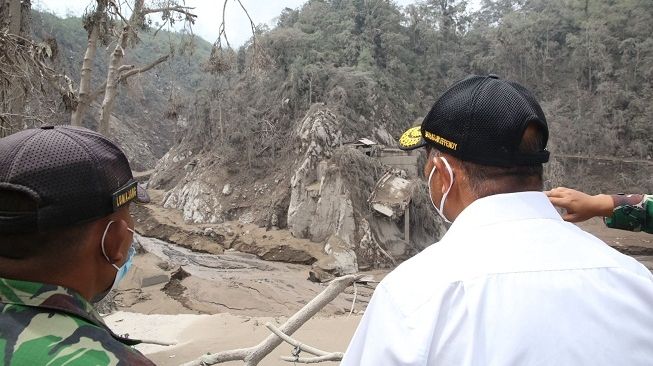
[31, 1, 652, 183]
[143, 0, 652, 237]
[30, 10, 212, 161]
[175, 0, 652, 166]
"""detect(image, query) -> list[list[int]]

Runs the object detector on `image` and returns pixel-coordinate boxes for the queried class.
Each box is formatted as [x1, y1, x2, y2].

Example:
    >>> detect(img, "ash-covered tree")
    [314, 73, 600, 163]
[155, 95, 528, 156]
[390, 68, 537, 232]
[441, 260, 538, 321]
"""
[0, 0, 79, 137]
[70, 0, 196, 136]
[0, 0, 32, 136]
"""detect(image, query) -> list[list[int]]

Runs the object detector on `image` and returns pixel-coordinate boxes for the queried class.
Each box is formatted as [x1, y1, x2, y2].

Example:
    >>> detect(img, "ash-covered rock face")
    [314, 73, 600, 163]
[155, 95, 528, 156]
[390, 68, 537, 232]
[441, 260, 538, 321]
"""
[287, 109, 346, 239]
[287, 109, 343, 239]
[149, 148, 196, 190]
[287, 107, 418, 270]
[289, 161, 357, 246]
[163, 180, 223, 224]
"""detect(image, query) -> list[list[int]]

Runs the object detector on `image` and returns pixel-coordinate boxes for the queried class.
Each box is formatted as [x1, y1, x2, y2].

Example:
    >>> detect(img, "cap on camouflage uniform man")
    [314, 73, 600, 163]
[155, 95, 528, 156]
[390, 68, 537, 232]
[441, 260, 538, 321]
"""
[0, 126, 154, 365]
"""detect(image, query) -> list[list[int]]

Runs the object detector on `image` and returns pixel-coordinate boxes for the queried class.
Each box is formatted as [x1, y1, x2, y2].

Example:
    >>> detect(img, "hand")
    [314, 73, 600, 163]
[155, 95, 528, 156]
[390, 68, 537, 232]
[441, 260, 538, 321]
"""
[545, 187, 614, 222]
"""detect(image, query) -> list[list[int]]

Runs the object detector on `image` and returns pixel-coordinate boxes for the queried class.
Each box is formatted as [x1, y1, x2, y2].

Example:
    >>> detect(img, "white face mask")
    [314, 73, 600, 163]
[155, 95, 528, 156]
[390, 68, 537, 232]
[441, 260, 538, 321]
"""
[93, 221, 135, 303]
[428, 156, 454, 224]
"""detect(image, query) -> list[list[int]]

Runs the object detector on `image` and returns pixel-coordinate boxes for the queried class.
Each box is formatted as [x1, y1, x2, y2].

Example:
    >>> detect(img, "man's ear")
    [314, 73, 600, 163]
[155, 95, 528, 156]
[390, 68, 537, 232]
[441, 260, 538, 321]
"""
[432, 156, 453, 193]
[94, 218, 130, 265]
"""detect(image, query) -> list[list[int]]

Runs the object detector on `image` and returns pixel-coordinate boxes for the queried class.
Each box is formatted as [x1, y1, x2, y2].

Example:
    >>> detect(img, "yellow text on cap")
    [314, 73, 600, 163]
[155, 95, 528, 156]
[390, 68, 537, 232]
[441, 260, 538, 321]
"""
[424, 131, 458, 150]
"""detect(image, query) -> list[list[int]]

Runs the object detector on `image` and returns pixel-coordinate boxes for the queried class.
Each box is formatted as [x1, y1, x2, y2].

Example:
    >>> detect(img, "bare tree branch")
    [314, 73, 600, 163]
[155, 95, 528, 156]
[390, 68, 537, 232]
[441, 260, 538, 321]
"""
[181, 274, 363, 366]
[280, 354, 345, 363]
[118, 64, 134, 72]
[90, 54, 169, 102]
[119, 54, 168, 79]
[265, 323, 344, 363]
[107, 2, 130, 25]
[235, 0, 256, 43]
[0, 31, 76, 134]
[152, 18, 169, 37]
[141, 5, 196, 18]
[217, 0, 231, 49]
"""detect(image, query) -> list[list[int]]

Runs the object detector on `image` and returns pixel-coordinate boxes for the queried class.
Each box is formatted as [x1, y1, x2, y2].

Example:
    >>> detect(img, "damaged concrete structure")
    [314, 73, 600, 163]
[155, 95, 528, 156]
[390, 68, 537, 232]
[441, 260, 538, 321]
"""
[346, 139, 420, 177]
[369, 172, 415, 244]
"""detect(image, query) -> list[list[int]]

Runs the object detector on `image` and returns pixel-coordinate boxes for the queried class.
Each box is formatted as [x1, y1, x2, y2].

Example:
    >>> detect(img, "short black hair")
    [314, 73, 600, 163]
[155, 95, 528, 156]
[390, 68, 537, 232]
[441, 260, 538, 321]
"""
[459, 123, 545, 198]
[428, 122, 545, 199]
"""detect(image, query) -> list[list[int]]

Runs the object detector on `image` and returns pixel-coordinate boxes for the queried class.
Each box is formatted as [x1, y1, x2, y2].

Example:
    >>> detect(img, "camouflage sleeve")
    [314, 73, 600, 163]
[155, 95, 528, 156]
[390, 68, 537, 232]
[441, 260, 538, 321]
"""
[1, 305, 155, 366]
[604, 194, 652, 234]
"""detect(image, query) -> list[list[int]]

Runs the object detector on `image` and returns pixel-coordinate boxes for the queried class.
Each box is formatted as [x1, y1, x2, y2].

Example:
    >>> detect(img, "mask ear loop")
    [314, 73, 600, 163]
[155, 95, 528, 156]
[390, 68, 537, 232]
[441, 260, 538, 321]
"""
[438, 157, 454, 222]
[427, 155, 455, 223]
[101, 221, 121, 271]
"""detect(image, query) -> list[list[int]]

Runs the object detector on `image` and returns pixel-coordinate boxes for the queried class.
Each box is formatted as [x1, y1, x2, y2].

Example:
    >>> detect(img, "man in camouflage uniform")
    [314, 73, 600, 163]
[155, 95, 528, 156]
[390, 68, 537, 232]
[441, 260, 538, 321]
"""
[547, 187, 652, 233]
[0, 126, 155, 365]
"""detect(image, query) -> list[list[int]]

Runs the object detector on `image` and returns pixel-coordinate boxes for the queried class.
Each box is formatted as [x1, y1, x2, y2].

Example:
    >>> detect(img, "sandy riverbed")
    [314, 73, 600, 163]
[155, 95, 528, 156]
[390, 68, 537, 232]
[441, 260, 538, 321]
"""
[104, 216, 652, 366]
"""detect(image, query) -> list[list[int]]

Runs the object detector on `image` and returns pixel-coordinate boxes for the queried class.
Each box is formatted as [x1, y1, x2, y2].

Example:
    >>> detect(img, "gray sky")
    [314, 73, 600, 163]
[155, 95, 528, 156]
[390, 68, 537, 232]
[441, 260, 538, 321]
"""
[34, 0, 425, 46]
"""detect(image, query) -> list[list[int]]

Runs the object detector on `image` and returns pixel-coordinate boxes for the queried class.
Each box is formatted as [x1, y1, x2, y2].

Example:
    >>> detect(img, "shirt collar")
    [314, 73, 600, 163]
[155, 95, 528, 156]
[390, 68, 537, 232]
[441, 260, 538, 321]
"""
[0, 277, 140, 346]
[446, 191, 562, 235]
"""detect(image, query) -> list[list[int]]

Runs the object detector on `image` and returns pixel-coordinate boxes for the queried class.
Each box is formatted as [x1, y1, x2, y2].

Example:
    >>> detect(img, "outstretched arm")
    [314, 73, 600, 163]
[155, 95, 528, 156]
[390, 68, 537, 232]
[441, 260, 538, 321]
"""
[545, 187, 614, 222]
[546, 187, 652, 234]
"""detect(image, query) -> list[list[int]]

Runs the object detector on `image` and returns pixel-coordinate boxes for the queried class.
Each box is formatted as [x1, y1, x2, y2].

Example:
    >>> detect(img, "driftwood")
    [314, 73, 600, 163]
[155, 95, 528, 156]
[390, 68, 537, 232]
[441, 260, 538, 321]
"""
[265, 323, 344, 363]
[180, 274, 363, 366]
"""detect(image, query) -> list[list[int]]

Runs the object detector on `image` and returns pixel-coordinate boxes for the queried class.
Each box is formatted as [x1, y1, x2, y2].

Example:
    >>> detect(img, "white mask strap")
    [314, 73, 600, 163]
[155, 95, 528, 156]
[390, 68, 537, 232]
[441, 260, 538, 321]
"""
[428, 156, 454, 223]
[101, 221, 115, 264]
[439, 157, 454, 222]
[101, 221, 134, 271]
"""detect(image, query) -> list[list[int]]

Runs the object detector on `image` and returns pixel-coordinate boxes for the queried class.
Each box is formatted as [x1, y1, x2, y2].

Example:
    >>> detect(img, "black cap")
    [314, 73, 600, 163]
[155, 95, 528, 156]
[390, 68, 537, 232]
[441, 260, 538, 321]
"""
[0, 126, 147, 234]
[399, 74, 549, 166]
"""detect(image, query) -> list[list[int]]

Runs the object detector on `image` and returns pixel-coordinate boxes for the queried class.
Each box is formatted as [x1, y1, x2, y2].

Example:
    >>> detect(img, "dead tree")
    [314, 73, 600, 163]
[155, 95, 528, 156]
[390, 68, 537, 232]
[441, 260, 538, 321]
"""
[0, 0, 32, 135]
[69, 0, 106, 127]
[0, 30, 75, 137]
[181, 274, 363, 366]
[204, 0, 269, 75]
[71, 0, 196, 136]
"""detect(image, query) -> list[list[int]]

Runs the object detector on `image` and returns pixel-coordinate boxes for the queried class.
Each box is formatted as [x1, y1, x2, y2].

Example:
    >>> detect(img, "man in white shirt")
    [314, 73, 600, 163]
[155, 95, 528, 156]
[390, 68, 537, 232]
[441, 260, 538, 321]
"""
[341, 75, 653, 366]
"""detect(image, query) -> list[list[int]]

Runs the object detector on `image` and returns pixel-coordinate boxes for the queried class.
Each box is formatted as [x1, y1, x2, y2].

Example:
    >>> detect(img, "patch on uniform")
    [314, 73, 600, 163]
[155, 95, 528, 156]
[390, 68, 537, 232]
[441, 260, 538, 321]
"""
[399, 126, 426, 151]
[112, 181, 138, 210]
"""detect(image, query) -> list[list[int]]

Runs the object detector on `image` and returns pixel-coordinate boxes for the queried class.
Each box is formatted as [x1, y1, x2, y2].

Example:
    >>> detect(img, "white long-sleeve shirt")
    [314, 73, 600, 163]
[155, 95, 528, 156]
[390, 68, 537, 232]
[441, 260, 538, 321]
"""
[342, 192, 653, 366]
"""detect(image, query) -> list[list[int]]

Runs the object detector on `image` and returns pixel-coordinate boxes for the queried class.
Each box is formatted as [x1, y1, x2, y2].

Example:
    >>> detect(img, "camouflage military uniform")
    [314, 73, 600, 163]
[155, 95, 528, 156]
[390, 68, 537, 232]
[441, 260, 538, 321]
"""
[605, 194, 652, 234]
[0, 278, 155, 366]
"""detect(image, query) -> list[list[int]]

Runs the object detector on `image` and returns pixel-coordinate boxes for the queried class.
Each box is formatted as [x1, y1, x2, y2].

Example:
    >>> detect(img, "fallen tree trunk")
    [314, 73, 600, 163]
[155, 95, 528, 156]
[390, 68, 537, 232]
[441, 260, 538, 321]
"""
[180, 274, 363, 366]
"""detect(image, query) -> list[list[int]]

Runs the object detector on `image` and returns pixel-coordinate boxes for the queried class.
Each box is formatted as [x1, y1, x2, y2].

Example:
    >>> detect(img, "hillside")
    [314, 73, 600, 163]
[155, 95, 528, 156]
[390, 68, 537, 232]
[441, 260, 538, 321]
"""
[30, 10, 212, 169]
[147, 0, 652, 270]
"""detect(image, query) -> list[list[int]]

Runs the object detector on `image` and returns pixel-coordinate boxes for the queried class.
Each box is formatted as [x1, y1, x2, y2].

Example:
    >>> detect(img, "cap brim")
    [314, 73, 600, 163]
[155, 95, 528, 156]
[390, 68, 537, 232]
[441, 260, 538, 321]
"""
[398, 126, 427, 151]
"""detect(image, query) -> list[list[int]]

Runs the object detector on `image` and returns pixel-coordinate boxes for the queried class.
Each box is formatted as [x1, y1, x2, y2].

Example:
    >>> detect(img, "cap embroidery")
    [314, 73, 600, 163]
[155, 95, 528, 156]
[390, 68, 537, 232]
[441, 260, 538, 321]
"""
[112, 182, 137, 210]
[424, 131, 458, 151]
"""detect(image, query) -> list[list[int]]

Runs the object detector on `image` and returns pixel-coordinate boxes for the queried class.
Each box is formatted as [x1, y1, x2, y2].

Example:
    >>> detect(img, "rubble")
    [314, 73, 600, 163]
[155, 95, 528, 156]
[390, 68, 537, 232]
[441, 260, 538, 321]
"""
[368, 172, 415, 220]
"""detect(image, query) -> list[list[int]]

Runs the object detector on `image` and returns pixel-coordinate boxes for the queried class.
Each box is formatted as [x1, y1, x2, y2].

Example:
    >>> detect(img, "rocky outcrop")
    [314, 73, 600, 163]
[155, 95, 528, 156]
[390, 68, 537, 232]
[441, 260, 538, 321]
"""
[285, 107, 438, 271]
[147, 105, 444, 271]
[162, 180, 224, 224]
[287, 109, 343, 238]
